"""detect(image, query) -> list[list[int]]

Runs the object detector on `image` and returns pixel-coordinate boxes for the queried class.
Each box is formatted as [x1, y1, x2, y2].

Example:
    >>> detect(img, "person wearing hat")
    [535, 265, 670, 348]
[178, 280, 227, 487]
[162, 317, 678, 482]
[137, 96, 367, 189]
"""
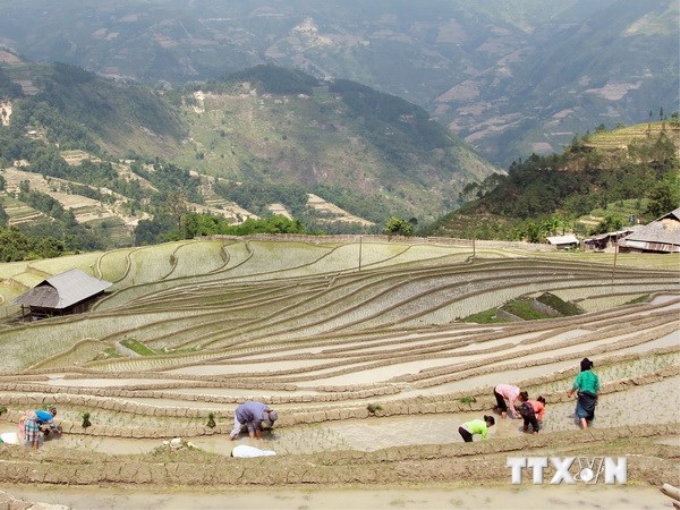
[230, 401, 278, 440]
[567, 357, 600, 430]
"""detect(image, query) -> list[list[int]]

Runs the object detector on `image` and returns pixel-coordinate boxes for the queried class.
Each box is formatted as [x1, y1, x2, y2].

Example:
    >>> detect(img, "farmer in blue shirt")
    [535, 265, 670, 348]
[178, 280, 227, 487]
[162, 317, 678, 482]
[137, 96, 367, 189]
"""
[35, 407, 62, 437]
[230, 401, 278, 440]
[21, 407, 61, 449]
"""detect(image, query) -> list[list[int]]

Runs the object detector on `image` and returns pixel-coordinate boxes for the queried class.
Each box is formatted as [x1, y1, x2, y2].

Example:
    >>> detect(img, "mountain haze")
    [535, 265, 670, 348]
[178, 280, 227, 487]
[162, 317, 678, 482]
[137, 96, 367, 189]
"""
[0, 0, 676, 165]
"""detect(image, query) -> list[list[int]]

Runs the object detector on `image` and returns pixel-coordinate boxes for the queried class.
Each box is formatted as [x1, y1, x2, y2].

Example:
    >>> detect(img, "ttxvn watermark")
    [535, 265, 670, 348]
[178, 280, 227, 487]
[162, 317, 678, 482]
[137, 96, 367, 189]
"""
[507, 456, 627, 485]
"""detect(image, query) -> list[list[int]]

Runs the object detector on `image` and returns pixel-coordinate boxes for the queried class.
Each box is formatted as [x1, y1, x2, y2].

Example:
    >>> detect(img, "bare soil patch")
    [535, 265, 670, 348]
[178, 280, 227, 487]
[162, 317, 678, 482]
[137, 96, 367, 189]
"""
[3, 484, 671, 510]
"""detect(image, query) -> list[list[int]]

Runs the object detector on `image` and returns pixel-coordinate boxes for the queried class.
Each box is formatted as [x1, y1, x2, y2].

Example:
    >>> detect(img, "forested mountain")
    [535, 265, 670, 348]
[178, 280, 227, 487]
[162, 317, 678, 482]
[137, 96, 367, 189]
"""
[0, 0, 676, 166]
[0, 61, 499, 258]
[0, 62, 184, 157]
[175, 66, 496, 223]
[422, 123, 680, 241]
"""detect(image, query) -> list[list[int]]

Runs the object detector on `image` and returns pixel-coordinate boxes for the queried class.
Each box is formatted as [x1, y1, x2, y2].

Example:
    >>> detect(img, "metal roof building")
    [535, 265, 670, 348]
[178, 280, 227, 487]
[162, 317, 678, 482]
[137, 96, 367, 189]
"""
[584, 228, 638, 251]
[618, 207, 680, 254]
[15, 268, 112, 319]
[546, 234, 579, 250]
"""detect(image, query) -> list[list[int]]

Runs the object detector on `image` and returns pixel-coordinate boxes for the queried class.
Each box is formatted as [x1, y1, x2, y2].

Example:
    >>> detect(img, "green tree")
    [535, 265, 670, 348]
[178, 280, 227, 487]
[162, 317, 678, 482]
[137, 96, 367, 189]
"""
[646, 173, 680, 218]
[134, 215, 177, 246]
[0, 226, 66, 261]
[163, 191, 189, 238]
[0, 202, 8, 228]
[184, 213, 220, 238]
[590, 214, 623, 235]
[383, 217, 413, 237]
[542, 216, 563, 236]
[229, 215, 306, 235]
[525, 222, 542, 243]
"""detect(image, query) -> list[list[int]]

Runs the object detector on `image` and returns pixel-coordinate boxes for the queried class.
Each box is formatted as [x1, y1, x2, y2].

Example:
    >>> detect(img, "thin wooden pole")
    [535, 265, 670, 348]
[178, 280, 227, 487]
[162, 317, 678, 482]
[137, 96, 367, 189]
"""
[358, 236, 363, 271]
[611, 238, 618, 286]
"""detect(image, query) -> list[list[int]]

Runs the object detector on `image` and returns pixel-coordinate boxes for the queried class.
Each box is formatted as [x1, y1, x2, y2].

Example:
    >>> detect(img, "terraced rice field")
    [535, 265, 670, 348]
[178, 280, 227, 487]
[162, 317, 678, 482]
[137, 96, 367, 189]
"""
[0, 236, 677, 506]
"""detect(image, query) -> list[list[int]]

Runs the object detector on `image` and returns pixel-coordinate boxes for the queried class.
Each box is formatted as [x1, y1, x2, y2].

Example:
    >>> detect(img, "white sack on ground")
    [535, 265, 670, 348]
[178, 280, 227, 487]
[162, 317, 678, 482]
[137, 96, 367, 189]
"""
[231, 444, 277, 458]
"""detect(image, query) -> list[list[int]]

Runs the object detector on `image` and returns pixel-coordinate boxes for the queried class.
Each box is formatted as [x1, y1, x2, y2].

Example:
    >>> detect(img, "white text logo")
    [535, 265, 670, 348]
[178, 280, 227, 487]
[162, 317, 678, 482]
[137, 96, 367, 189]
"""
[507, 457, 627, 485]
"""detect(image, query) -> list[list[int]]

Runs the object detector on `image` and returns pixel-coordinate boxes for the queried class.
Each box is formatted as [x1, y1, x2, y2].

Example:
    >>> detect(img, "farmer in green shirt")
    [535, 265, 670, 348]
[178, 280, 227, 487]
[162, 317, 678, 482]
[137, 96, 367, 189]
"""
[567, 357, 600, 430]
[458, 415, 495, 442]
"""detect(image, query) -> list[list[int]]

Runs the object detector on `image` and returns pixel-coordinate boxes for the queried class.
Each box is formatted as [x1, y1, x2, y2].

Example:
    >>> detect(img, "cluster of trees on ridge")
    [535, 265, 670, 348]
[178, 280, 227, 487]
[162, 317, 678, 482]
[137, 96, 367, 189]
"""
[421, 128, 679, 242]
[134, 210, 307, 246]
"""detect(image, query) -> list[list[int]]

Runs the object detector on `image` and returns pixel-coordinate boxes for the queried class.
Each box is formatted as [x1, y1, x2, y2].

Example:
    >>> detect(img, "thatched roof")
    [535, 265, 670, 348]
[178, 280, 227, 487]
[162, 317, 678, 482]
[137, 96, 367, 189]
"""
[14, 268, 112, 309]
[618, 207, 680, 253]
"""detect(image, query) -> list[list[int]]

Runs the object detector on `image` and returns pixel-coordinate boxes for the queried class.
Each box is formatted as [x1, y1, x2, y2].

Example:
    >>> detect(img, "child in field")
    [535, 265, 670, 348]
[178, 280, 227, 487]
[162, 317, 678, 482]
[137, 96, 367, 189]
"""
[458, 415, 495, 442]
[516, 395, 546, 434]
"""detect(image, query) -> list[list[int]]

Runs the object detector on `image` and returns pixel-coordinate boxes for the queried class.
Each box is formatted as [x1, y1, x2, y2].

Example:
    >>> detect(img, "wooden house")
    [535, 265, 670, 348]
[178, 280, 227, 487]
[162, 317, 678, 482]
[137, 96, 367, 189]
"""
[546, 234, 579, 250]
[584, 228, 637, 251]
[14, 268, 112, 320]
[618, 207, 680, 254]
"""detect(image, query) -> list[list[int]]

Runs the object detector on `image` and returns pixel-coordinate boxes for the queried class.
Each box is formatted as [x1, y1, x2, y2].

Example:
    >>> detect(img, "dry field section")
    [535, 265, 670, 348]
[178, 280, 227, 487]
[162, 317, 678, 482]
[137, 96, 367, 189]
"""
[0, 237, 677, 488]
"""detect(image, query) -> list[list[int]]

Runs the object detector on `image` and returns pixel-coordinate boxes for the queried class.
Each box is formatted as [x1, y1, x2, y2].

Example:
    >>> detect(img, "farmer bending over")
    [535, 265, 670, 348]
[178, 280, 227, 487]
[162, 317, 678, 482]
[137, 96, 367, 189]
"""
[230, 401, 278, 440]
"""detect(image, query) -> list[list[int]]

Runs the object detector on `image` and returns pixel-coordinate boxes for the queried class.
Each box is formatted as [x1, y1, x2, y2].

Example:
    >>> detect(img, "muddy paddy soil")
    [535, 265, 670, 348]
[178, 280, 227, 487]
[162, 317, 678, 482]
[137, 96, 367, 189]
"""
[0, 275, 675, 508]
[2, 484, 673, 510]
[0, 426, 677, 510]
[3, 376, 679, 457]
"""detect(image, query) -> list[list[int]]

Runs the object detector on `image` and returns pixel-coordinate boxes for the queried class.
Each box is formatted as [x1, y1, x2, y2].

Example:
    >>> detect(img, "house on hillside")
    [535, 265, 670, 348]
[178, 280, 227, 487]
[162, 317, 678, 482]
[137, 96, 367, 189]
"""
[14, 268, 112, 320]
[546, 234, 579, 250]
[584, 228, 637, 251]
[618, 207, 680, 254]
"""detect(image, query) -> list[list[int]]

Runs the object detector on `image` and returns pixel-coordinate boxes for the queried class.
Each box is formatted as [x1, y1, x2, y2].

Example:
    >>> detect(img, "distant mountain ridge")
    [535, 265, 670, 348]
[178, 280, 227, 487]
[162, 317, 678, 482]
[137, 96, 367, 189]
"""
[174, 66, 497, 223]
[0, 0, 676, 166]
[0, 61, 498, 246]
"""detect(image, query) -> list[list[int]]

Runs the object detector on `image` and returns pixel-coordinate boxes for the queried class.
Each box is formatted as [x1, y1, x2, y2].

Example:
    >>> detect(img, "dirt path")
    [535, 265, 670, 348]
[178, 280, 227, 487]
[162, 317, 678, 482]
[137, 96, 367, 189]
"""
[2, 484, 671, 510]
